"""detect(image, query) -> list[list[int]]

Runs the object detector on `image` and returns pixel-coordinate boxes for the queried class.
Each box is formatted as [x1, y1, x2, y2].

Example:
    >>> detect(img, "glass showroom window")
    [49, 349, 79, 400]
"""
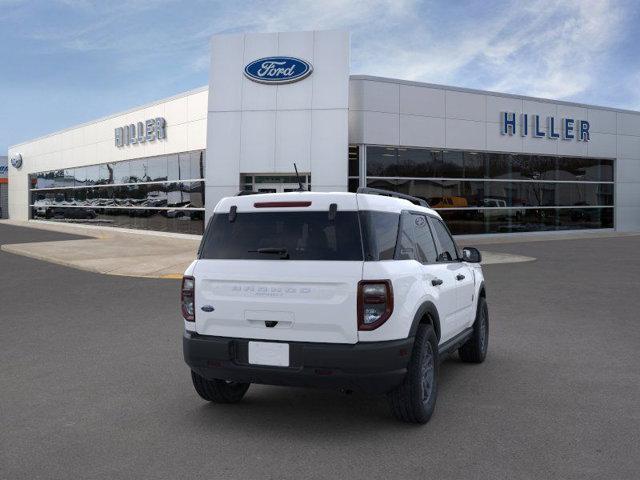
[365, 146, 614, 235]
[347, 145, 360, 192]
[29, 151, 206, 235]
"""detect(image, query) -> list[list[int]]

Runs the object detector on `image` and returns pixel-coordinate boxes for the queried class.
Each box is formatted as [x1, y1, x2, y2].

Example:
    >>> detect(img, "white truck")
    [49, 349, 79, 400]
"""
[182, 188, 488, 423]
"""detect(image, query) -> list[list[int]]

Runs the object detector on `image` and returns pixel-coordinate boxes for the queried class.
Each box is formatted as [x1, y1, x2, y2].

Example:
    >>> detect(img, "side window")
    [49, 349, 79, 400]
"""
[360, 211, 400, 261]
[412, 214, 438, 264]
[430, 217, 459, 262]
[395, 212, 415, 260]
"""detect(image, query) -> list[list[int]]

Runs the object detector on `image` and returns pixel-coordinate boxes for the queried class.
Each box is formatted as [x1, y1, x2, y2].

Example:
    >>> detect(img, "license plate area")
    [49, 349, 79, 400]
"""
[248, 341, 290, 367]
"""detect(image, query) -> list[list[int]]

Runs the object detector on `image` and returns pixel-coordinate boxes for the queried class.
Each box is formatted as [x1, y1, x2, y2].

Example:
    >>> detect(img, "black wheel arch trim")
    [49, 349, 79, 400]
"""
[478, 281, 486, 299]
[408, 301, 442, 342]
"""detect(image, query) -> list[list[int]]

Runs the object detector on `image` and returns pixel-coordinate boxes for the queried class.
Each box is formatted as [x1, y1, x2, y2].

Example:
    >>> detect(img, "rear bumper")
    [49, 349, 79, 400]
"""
[183, 331, 414, 394]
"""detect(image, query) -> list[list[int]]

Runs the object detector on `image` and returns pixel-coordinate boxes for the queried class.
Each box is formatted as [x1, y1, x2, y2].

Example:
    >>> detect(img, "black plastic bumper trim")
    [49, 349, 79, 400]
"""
[183, 332, 414, 394]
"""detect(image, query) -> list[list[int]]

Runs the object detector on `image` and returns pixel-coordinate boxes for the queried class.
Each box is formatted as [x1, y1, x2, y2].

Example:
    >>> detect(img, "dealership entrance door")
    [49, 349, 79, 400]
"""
[240, 174, 310, 193]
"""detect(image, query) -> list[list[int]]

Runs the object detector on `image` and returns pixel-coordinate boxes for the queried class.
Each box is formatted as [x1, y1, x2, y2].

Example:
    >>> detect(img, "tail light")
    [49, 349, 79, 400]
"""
[357, 280, 393, 330]
[181, 276, 195, 322]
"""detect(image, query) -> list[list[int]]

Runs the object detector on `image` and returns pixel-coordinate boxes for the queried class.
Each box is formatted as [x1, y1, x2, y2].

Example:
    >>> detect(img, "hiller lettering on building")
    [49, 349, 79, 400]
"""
[115, 117, 166, 147]
[500, 112, 590, 141]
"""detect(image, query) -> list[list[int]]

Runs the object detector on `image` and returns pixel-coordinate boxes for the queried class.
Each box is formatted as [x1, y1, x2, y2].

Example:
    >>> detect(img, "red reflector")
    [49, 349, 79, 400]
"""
[254, 201, 312, 208]
[314, 369, 334, 376]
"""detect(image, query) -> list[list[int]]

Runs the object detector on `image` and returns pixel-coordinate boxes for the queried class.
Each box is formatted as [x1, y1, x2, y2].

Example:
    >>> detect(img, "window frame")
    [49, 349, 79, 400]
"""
[359, 210, 401, 262]
[427, 215, 461, 263]
[393, 210, 417, 262]
[403, 211, 439, 265]
[393, 210, 444, 264]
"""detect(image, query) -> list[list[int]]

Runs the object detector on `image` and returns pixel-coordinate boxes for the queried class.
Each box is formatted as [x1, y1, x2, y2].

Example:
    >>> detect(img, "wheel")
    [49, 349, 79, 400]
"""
[190, 370, 250, 403]
[459, 296, 489, 363]
[387, 324, 438, 424]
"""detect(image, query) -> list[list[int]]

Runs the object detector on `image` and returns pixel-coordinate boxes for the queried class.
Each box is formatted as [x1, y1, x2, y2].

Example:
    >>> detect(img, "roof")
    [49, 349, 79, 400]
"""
[214, 190, 439, 217]
[351, 75, 640, 116]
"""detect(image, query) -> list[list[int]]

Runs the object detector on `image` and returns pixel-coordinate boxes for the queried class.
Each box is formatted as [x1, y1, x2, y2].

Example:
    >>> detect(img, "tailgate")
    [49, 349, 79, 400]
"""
[194, 260, 362, 344]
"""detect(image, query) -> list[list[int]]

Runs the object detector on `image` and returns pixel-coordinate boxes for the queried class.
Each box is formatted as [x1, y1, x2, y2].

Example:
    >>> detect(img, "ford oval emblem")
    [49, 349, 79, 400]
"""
[10, 153, 23, 169]
[244, 56, 313, 85]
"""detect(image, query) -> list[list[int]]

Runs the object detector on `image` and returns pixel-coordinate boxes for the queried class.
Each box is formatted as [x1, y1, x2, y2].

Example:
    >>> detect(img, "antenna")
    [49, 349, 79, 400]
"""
[293, 163, 306, 191]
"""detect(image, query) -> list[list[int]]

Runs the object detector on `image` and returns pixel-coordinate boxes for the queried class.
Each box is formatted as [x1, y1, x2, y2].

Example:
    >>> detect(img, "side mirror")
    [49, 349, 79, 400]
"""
[462, 247, 482, 263]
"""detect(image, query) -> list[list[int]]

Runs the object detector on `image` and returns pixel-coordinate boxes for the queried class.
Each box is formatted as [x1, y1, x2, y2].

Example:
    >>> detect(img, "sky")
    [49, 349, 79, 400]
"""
[1, 0, 640, 153]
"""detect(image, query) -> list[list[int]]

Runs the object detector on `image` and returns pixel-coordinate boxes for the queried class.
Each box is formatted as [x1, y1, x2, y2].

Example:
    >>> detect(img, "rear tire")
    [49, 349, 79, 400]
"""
[459, 296, 489, 363]
[190, 370, 250, 403]
[387, 324, 438, 424]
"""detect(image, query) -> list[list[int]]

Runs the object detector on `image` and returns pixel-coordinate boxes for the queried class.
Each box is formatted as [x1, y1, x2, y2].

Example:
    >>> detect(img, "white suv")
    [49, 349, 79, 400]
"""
[182, 188, 488, 424]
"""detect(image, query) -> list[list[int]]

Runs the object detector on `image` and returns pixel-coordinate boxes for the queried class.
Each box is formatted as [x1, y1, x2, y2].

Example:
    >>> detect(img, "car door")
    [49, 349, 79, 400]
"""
[404, 212, 458, 343]
[428, 216, 475, 335]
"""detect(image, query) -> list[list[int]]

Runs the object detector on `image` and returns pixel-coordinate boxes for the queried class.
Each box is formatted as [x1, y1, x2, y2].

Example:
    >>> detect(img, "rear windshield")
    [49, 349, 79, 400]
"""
[200, 211, 364, 261]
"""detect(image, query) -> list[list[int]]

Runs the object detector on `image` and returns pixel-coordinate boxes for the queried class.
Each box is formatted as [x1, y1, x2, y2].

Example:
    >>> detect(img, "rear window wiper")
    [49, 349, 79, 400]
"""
[248, 247, 290, 259]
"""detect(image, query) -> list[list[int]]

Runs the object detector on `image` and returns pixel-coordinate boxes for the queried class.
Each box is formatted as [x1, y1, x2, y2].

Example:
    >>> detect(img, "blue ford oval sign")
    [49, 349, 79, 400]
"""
[244, 56, 313, 84]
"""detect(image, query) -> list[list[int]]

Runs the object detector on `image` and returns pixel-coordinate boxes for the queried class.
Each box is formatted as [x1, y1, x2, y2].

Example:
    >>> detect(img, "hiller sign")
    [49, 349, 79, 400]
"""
[501, 112, 590, 141]
[115, 117, 166, 147]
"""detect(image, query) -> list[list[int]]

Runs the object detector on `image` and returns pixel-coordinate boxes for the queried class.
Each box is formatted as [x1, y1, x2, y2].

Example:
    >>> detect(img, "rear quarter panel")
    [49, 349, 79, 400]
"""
[359, 260, 436, 342]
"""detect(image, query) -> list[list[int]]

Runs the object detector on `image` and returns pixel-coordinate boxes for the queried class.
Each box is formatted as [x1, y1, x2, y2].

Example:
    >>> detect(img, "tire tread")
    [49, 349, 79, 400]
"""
[191, 371, 250, 403]
[388, 324, 438, 424]
[459, 297, 489, 363]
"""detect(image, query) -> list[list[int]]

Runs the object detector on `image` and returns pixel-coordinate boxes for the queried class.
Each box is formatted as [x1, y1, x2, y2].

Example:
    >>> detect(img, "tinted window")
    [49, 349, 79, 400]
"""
[463, 152, 487, 178]
[53, 170, 65, 187]
[366, 147, 399, 177]
[348, 145, 359, 177]
[395, 212, 416, 260]
[112, 161, 130, 184]
[27, 151, 206, 235]
[179, 152, 199, 180]
[74, 167, 86, 187]
[360, 211, 399, 261]
[397, 148, 443, 177]
[129, 159, 148, 183]
[148, 156, 168, 182]
[412, 214, 438, 263]
[99, 163, 114, 184]
[430, 217, 458, 262]
[167, 154, 180, 181]
[442, 151, 464, 177]
[389, 179, 485, 208]
[200, 212, 363, 261]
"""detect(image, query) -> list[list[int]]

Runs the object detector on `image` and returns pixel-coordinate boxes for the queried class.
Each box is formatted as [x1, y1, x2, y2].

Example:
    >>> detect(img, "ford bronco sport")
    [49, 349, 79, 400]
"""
[182, 188, 488, 424]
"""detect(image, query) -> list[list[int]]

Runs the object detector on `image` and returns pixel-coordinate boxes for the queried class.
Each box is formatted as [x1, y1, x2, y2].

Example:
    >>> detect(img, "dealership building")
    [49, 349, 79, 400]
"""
[0, 156, 7, 219]
[7, 30, 640, 236]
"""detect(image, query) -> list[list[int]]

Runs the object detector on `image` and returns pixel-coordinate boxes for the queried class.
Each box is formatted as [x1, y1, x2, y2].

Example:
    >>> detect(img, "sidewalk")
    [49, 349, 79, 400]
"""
[0, 220, 200, 279]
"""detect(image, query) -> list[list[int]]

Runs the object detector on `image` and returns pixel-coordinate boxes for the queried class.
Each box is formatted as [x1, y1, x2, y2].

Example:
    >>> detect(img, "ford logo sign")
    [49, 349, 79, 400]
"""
[244, 56, 313, 85]
[10, 153, 23, 169]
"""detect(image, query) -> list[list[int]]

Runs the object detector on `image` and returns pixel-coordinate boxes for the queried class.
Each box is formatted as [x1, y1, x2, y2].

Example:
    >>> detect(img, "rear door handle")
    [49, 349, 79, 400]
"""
[456, 274, 465, 281]
[431, 278, 443, 286]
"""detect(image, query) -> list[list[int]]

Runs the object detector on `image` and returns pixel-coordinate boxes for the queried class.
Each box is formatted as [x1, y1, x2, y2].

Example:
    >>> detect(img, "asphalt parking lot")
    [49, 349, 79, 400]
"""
[1, 224, 639, 479]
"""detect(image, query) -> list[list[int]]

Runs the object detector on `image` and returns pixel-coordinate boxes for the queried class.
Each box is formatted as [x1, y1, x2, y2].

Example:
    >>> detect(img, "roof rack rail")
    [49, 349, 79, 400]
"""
[356, 187, 430, 208]
[236, 190, 259, 196]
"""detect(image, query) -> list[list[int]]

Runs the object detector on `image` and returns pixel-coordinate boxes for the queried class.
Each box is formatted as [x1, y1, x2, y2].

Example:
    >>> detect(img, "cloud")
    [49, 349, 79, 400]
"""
[2, 0, 637, 105]
[349, 0, 627, 102]
[485, 0, 624, 99]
